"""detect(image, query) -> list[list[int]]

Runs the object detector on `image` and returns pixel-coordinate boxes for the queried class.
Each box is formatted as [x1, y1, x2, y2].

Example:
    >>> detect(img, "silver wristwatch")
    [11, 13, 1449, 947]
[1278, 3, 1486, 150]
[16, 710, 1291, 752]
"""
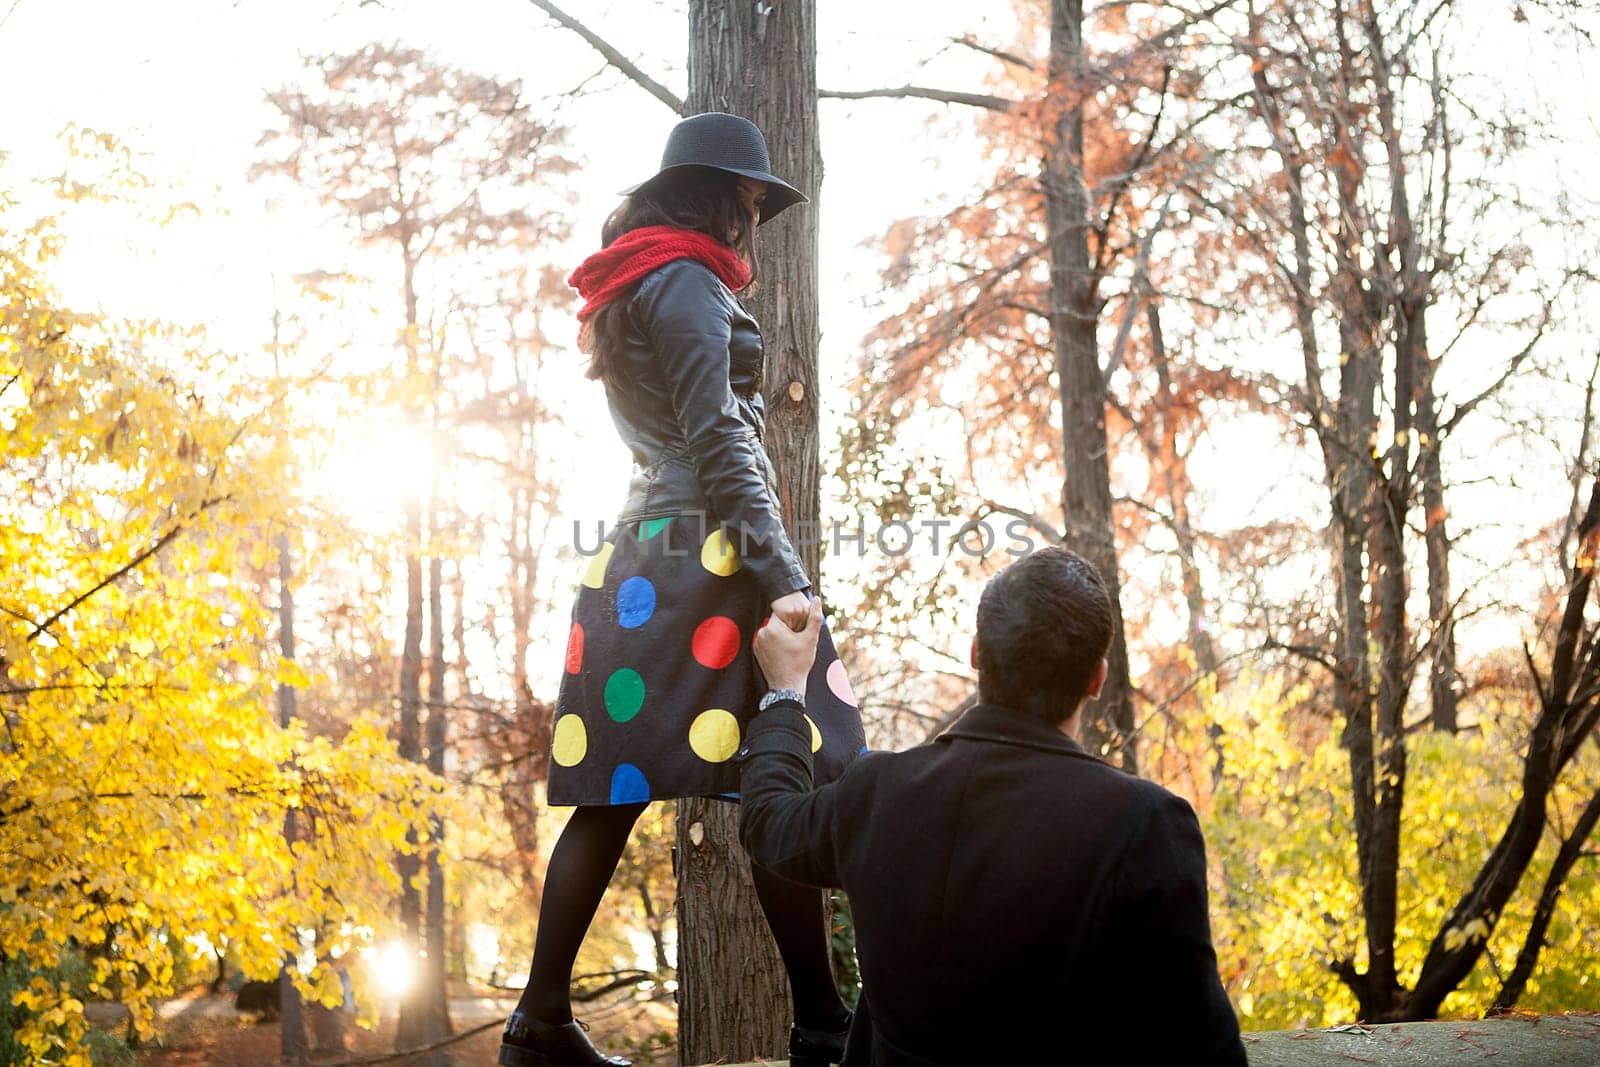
[758, 687, 805, 712]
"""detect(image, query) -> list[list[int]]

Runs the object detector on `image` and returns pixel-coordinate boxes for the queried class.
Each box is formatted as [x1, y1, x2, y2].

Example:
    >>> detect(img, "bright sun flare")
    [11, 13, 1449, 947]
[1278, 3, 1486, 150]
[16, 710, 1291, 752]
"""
[309, 419, 438, 527]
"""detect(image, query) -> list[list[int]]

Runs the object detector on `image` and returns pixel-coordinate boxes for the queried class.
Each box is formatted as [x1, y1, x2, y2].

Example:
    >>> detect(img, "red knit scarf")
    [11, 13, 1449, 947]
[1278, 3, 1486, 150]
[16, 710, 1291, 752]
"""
[568, 225, 752, 324]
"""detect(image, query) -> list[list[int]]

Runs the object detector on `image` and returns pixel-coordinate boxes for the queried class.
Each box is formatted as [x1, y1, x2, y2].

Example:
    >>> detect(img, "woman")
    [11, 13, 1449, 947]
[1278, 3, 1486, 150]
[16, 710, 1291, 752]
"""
[498, 112, 866, 1067]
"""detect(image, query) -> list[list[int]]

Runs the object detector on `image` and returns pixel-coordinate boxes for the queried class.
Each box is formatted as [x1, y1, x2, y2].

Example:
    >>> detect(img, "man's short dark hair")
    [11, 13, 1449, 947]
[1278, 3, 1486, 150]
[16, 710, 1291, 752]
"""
[975, 546, 1114, 723]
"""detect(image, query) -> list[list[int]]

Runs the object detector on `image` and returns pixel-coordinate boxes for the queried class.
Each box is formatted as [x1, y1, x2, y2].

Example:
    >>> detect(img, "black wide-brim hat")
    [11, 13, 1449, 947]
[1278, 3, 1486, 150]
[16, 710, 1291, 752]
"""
[619, 111, 808, 224]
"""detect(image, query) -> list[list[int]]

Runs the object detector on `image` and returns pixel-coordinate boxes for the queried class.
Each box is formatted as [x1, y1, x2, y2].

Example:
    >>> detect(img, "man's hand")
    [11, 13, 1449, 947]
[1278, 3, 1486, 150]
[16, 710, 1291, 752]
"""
[755, 594, 823, 696]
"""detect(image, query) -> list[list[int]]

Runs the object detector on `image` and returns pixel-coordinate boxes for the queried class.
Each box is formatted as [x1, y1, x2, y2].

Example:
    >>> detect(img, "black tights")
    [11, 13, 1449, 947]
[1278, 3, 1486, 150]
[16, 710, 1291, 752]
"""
[514, 801, 848, 1032]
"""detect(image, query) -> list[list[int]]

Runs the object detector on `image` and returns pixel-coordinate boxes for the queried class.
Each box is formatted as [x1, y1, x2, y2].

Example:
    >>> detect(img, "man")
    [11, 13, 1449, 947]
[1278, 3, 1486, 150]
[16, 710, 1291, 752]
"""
[739, 546, 1248, 1066]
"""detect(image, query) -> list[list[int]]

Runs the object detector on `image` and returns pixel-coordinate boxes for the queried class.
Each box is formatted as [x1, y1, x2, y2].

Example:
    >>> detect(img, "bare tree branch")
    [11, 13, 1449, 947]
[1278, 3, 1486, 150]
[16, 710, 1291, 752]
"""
[922, 688, 980, 743]
[977, 500, 1065, 546]
[1263, 635, 1345, 679]
[952, 34, 1035, 71]
[27, 496, 226, 643]
[1439, 326, 1543, 436]
[819, 86, 1016, 112]
[524, 0, 684, 115]
[1490, 784, 1600, 1013]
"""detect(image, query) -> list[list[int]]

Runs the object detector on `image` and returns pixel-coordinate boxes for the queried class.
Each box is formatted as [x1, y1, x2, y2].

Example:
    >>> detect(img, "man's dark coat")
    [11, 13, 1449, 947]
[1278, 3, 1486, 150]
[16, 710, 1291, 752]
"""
[738, 699, 1249, 1066]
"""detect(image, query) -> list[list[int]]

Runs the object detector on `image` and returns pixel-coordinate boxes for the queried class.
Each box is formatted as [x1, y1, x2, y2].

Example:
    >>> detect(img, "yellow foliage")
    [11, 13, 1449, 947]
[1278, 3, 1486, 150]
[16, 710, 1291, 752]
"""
[1202, 671, 1600, 1028]
[0, 139, 447, 1062]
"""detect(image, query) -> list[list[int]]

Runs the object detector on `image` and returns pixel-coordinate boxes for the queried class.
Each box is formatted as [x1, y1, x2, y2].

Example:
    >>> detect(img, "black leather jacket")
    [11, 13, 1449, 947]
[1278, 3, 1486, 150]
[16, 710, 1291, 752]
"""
[601, 258, 810, 604]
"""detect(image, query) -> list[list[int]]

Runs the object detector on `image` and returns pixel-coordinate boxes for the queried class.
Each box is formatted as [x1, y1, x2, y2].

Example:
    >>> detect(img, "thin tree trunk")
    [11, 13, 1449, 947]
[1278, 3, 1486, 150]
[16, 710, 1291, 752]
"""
[637, 876, 671, 977]
[395, 248, 429, 1052]
[421, 544, 453, 1062]
[1044, 0, 1136, 771]
[1366, 352, 1410, 1020]
[309, 927, 348, 1055]
[1415, 355, 1458, 732]
[1406, 483, 1600, 1018]
[505, 483, 547, 900]
[277, 531, 310, 1067]
[1249, 6, 1396, 1016]
[677, 1, 822, 1061]
[1146, 304, 1222, 784]
[1326, 3, 1402, 1018]
[1364, 8, 1421, 1016]
[1332, 330, 1383, 1016]
[1372, 13, 1456, 735]
[1490, 786, 1600, 1014]
[309, 1001, 347, 1055]
[277, 970, 308, 1067]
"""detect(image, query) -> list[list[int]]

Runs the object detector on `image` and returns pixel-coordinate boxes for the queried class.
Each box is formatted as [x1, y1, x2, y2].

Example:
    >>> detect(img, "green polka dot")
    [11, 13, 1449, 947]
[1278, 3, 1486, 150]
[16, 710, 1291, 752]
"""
[605, 668, 646, 722]
[638, 517, 673, 541]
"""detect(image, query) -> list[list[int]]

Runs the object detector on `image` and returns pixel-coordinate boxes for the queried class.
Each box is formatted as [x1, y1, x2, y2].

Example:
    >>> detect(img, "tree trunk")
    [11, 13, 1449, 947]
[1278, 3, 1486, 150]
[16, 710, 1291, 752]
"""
[1146, 305, 1223, 783]
[1249, 4, 1398, 1016]
[309, 1000, 348, 1055]
[418, 546, 453, 1061]
[637, 876, 671, 976]
[674, 800, 790, 1062]
[277, 969, 308, 1067]
[395, 248, 431, 1052]
[1380, 39, 1456, 735]
[1416, 358, 1459, 733]
[1323, 3, 1405, 1018]
[1365, 346, 1410, 1019]
[677, 1, 822, 1062]
[1406, 483, 1600, 1018]
[1347, 7, 1427, 1017]
[1490, 785, 1600, 1014]
[505, 482, 548, 900]
[1044, 0, 1135, 771]
[309, 929, 348, 1055]
[277, 531, 310, 1067]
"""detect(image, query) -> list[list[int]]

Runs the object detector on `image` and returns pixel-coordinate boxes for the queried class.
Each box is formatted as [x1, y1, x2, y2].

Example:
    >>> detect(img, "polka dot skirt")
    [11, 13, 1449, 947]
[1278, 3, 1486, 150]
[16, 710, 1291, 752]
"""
[547, 511, 867, 806]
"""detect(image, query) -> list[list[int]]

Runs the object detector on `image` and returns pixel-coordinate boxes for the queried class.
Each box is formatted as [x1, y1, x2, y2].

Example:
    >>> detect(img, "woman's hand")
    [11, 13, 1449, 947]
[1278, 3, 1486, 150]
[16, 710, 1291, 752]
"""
[755, 595, 824, 695]
[769, 590, 812, 632]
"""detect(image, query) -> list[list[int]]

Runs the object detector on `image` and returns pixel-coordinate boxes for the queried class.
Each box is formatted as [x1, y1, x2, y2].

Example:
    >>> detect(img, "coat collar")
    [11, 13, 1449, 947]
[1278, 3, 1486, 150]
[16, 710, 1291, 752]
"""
[935, 702, 1106, 763]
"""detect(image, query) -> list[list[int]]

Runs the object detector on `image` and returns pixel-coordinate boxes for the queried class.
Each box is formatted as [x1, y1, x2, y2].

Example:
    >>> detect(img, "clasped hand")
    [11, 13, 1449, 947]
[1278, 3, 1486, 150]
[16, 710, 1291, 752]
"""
[757, 593, 823, 696]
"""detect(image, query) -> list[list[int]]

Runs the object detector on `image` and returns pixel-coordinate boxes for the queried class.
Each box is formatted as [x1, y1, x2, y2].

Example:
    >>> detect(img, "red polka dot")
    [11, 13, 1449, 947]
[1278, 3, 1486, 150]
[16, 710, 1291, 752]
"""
[565, 622, 584, 674]
[693, 616, 741, 669]
[752, 614, 773, 649]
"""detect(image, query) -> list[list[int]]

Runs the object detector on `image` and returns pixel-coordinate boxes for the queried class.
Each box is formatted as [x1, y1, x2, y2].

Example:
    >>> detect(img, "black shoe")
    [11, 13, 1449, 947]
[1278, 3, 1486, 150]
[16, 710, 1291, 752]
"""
[790, 1012, 852, 1067]
[497, 1012, 632, 1067]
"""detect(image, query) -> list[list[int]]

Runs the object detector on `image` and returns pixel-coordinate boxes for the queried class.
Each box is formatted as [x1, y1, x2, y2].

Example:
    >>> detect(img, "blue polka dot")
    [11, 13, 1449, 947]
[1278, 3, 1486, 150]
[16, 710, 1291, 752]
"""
[610, 763, 650, 804]
[617, 576, 656, 628]
[859, 745, 870, 755]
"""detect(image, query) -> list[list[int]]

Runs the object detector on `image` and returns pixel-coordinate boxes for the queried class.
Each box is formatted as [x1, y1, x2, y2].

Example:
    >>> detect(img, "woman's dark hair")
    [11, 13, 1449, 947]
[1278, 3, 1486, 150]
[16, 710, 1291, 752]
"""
[974, 546, 1113, 724]
[581, 165, 759, 383]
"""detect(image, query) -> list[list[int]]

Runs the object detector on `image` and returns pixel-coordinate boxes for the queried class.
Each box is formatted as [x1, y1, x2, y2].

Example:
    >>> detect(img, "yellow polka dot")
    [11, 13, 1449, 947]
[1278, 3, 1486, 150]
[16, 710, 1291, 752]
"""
[700, 528, 741, 576]
[552, 715, 588, 767]
[581, 542, 615, 588]
[689, 708, 741, 763]
[805, 714, 822, 753]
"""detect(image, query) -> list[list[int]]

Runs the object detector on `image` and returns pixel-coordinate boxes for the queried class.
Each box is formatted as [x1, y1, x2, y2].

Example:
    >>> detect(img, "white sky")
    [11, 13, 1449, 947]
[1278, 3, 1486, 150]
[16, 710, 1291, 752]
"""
[1, 0, 1005, 507]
